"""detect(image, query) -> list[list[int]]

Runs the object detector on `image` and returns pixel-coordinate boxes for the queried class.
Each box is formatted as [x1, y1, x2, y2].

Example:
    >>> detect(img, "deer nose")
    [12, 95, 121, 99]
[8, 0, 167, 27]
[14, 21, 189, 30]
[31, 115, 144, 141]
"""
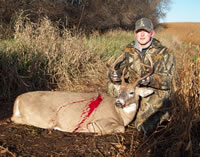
[115, 99, 125, 108]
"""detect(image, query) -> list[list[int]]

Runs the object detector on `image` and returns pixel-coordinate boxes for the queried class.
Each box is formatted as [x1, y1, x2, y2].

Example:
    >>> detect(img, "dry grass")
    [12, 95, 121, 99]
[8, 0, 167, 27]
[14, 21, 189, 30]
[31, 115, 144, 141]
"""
[159, 22, 200, 45]
[0, 14, 135, 99]
[1, 15, 108, 96]
[0, 17, 200, 156]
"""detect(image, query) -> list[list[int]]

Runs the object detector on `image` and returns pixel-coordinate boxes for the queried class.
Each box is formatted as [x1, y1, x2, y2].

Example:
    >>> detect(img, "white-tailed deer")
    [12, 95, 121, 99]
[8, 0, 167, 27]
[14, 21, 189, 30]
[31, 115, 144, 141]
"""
[11, 55, 154, 135]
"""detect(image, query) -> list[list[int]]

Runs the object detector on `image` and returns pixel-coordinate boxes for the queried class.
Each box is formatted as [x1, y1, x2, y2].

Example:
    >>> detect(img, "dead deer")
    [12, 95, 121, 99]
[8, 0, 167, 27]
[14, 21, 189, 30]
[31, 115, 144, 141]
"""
[11, 55, 154, 135]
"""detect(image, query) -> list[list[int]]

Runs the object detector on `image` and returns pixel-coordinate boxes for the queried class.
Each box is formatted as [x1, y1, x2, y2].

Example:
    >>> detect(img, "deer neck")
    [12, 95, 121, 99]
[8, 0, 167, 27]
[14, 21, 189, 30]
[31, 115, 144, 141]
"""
[116, 103, 138, 126]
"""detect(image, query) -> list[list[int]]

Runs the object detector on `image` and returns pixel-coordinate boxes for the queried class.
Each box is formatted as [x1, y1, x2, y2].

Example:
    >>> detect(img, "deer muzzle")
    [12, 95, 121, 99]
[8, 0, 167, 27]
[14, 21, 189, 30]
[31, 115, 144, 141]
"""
[115, 98, 125, 108]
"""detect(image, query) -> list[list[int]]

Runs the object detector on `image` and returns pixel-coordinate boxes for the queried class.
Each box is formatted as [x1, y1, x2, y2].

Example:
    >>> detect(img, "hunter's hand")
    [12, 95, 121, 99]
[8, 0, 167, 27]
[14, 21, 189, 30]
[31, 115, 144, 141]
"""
[139, 76, 152, 86]
[109, 71, 121, 83]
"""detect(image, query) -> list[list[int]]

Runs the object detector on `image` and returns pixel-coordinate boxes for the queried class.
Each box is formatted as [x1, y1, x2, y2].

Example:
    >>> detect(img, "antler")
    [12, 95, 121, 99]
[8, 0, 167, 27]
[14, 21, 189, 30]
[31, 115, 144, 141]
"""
[132, 54, 154, 87]
[120, 68, 126, 85]
[107, 53, 153, 88]
[106, 53, 124, 72]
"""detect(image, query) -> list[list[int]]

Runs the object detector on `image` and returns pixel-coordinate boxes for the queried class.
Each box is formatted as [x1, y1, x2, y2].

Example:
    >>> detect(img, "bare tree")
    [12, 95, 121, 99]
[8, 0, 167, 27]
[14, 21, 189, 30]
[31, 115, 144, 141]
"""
[74, 0, 172, 31]
[0, 0, 172, 37]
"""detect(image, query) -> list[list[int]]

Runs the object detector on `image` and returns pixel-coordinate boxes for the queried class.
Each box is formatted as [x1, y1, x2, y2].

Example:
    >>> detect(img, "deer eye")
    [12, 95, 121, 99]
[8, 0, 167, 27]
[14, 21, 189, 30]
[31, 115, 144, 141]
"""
[129, 92, 134, 95]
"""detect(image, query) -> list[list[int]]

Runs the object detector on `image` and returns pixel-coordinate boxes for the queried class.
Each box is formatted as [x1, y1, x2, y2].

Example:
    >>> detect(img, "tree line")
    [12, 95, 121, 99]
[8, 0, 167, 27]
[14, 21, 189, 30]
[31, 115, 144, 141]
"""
[0, 0, 171, 38]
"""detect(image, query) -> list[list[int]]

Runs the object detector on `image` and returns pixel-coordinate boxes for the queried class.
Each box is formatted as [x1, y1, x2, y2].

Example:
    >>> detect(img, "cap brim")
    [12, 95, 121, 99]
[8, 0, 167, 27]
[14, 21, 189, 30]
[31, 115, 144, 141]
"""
[135, 26, 151, 32]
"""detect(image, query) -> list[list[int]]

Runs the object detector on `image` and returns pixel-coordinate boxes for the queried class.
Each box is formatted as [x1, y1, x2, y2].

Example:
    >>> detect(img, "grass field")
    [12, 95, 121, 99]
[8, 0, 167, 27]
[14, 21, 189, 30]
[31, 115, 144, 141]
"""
[159, 22, 200, 45]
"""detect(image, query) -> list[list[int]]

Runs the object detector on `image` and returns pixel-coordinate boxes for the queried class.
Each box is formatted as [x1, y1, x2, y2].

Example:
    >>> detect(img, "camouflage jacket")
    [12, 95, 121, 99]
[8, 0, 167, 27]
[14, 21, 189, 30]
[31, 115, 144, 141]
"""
[107, 38, 176, 130]
[109, 38, 176, 90]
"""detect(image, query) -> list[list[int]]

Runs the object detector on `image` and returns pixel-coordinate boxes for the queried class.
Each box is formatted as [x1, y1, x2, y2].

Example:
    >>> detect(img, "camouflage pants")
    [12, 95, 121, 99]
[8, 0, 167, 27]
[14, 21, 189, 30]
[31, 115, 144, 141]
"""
[107, 82, 171, 134]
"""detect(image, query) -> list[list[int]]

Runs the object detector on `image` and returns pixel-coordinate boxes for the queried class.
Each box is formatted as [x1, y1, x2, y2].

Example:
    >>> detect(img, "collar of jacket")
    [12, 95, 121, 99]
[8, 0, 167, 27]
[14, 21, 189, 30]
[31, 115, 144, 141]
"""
[133, 38, 164, 56]
[134, 38, 153, 56]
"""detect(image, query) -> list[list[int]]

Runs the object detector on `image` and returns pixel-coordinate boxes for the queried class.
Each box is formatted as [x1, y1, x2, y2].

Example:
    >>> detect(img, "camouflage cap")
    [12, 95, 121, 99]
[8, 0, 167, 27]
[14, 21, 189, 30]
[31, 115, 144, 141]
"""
[135, 18, 153, 32]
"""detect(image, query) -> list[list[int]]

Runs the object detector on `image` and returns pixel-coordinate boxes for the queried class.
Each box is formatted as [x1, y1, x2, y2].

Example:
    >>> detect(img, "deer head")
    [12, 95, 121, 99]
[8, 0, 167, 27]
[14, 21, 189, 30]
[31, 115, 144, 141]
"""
[114, 54, 154, 108]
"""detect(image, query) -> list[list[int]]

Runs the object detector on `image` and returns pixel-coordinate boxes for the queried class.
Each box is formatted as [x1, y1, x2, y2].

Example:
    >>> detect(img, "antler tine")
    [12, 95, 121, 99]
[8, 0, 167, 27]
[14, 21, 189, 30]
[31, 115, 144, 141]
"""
[106, 56, 114, 70]
[120, 68, 126, 85]
[106, 53, 124, 71]
[134, 54, 154, 86]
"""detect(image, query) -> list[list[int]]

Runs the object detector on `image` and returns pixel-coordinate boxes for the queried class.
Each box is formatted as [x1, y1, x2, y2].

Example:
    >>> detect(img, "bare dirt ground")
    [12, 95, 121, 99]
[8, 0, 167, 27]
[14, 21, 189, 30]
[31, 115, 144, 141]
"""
[1, 23, 200, 157]
[0, 121, 135, 156]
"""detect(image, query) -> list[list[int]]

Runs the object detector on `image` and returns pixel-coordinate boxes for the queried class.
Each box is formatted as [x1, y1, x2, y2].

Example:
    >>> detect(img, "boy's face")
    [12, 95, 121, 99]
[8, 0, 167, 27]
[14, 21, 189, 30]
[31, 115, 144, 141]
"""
[134, 29, 154, 46]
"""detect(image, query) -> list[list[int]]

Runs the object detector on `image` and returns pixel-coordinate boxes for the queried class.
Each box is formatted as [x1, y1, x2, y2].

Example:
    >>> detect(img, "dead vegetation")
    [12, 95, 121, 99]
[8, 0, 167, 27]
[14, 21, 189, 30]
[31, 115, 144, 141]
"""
[0, 15, 200, 156]
[159, 22, 200, 45]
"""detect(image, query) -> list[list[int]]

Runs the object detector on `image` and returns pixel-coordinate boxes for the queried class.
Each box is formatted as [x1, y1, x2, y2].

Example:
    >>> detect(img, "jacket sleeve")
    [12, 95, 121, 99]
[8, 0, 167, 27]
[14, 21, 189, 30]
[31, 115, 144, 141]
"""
[149, 48, 176, 90]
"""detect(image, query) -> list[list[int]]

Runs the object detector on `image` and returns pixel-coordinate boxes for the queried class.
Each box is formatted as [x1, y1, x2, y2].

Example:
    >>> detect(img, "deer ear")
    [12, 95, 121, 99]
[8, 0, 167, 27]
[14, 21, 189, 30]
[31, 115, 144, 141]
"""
[135, 87, 154, 97]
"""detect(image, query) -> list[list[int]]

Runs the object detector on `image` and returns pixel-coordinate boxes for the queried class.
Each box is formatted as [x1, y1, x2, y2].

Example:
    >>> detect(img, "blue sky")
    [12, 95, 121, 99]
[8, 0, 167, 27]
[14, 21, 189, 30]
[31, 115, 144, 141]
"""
[160, 0, 200, 22]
